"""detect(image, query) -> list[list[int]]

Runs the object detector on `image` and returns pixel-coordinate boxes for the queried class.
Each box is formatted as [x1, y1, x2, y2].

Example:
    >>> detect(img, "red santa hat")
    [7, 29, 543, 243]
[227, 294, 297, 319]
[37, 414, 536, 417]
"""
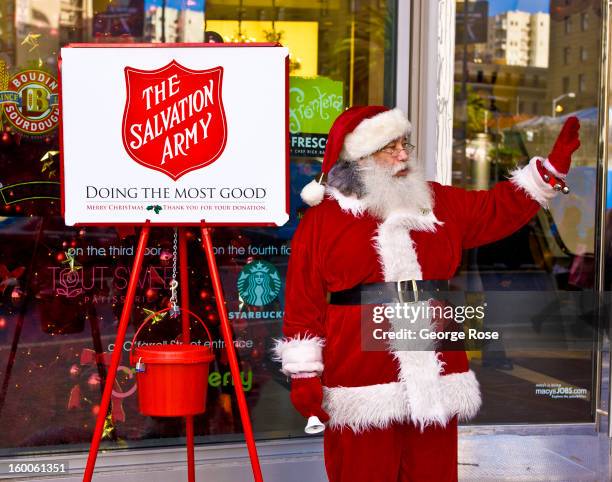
[300, 106, 412, 206]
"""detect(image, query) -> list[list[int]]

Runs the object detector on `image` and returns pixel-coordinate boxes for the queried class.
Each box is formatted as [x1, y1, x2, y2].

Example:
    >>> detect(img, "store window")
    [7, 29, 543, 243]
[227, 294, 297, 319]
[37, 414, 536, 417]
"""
[0, 0, 397, 456]
[452, 0, 601, 424]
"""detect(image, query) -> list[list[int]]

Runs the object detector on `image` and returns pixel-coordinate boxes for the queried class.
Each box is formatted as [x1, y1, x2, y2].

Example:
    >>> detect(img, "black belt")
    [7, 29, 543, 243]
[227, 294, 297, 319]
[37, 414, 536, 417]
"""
[329, 280, 450, 305]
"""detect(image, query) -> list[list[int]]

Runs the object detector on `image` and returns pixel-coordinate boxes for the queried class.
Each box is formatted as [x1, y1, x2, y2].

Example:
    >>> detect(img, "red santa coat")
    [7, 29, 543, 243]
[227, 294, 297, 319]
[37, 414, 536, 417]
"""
[274, 157, 556, 432]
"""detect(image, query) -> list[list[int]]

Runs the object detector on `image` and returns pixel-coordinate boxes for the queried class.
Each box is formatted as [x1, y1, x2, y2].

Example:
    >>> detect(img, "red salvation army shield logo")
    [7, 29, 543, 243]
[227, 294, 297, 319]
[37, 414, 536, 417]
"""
[122, 61, 227, 180]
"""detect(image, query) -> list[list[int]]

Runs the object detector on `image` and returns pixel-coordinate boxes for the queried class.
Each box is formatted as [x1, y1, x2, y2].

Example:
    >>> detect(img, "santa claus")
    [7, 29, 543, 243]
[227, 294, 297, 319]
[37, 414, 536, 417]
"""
[274, 106, 580, 482]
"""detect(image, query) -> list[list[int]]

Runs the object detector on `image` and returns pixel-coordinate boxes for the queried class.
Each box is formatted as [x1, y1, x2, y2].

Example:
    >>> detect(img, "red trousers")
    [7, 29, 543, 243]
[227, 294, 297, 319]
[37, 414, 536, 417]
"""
[323, 416, 458, 482]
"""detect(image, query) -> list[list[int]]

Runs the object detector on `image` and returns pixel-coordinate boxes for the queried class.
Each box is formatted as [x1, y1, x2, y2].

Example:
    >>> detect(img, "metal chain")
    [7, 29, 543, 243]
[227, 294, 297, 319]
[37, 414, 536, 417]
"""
[169, 228, 179, 316]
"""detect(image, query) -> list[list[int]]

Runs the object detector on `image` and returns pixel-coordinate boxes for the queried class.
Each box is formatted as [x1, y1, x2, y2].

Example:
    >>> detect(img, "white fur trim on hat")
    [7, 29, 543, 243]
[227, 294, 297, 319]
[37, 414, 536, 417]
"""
[272, 335, 325, 376]
[342, 108, 412, 161]
[300, 179, 326, 207]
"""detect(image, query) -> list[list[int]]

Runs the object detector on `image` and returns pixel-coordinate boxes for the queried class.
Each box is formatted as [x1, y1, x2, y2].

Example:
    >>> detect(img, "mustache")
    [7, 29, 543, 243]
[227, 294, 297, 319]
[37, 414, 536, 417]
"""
[391, 161, 410, 174]
[358, 158, 411, 175]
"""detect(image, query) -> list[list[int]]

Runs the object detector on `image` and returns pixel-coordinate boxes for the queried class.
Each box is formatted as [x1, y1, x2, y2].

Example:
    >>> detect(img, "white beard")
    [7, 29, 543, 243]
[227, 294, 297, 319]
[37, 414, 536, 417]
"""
[358, 156, 433, 220]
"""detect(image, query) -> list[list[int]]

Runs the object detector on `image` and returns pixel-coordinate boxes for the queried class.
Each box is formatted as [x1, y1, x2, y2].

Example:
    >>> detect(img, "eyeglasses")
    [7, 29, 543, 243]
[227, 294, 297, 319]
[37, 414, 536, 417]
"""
[378, 141, 416, 157]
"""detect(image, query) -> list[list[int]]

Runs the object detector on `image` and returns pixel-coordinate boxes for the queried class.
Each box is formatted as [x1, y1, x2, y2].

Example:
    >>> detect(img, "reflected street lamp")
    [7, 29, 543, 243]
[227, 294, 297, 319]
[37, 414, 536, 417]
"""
[552, 92, 576, 117]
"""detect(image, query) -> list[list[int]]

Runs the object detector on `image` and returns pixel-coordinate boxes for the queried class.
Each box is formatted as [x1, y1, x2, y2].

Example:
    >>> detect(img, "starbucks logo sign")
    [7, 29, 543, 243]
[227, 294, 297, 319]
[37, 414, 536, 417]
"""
[237, 260, 281, 306]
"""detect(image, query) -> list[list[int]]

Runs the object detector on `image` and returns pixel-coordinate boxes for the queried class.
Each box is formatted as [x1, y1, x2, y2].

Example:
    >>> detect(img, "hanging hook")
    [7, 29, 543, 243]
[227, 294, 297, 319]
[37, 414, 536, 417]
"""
[169, 228, 180, 317]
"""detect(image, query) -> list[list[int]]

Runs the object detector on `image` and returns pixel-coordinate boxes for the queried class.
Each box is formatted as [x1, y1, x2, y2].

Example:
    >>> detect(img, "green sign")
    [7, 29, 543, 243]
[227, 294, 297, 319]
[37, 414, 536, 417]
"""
[237, 260, 282, 307]
[289, 76, 344, 135]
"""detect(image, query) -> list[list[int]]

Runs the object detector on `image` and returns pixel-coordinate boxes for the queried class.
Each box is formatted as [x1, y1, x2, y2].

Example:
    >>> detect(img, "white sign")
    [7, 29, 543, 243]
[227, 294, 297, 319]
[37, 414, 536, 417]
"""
[60, 44, 289, 226]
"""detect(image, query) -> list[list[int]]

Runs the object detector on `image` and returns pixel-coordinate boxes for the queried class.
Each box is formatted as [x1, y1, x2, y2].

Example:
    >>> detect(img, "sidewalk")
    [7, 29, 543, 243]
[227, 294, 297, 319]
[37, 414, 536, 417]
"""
[458, 424, 609, 481]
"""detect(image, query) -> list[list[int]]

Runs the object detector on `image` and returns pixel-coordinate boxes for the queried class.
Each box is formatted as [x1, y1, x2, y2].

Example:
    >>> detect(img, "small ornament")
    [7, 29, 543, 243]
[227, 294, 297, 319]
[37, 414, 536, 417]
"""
[142, 308, 167, 325]
[101, 412, 116, 440]
[135, 358, 145, 373]
[146, 205, 162, 214]
[21, 33, 42, 52]
[61, 250, 82, 272]
[169, 304, 181, 318]
[40, 150, 60, 179]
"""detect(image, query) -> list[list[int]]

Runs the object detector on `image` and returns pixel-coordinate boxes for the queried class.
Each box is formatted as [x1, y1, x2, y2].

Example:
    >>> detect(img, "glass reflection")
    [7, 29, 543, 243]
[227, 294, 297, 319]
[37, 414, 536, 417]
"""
[452, 0, 601, 424]
[0, 0, 396, 454]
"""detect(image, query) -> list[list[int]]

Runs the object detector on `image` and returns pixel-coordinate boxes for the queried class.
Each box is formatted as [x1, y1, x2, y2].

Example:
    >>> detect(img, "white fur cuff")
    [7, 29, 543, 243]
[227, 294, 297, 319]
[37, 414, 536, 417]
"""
[509, 156, 557, 208]
[342, 108, 412, 161]
[542, 158, 567, 179]
[272, 335, 325, 375]
[323, 370, 482, 433]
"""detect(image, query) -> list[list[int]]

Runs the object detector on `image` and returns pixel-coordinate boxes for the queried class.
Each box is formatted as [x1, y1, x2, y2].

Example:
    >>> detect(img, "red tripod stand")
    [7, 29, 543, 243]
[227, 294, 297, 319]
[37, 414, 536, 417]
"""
[82, 221, 264, 482]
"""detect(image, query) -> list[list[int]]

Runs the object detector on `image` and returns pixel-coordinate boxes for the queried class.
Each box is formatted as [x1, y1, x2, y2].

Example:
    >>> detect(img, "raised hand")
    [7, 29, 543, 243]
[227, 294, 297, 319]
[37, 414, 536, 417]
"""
[545, 116, 581, 178]
[537, 116, 580, 193]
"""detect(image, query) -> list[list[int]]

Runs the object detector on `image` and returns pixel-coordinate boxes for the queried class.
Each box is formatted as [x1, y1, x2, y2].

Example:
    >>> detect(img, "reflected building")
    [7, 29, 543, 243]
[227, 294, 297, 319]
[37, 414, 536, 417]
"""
[454, 61, 548, 117]
[547, 3, 602, 113]
[144, 0, 204, 43]
[486, 10, 549, 68]
[9, 0, 96, 68]
[456, 8, 550, 121]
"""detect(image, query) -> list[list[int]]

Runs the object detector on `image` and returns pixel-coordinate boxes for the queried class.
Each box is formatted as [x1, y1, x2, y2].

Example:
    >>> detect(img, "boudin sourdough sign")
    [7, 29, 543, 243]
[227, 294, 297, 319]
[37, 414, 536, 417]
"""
[59, 44, 289, 226]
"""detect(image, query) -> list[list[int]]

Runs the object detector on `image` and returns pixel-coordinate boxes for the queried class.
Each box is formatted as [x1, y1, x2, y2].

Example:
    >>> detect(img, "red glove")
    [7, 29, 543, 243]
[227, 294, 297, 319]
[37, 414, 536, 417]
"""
[547, 116, 580, 176]
[537, 116, 580, 192]
[290, 376, 330, 422]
